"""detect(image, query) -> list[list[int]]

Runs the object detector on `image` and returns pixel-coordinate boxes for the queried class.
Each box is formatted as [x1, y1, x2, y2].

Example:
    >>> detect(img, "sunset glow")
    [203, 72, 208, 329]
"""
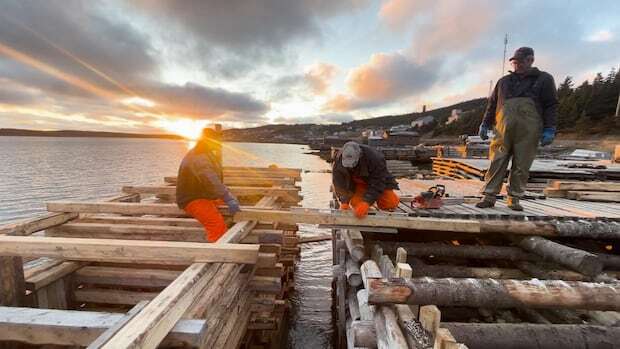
[156, 119, 210, 140]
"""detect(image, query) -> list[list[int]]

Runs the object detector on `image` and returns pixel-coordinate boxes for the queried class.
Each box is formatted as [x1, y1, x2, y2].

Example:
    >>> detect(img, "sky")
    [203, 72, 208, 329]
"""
[0, 0, 618, 137]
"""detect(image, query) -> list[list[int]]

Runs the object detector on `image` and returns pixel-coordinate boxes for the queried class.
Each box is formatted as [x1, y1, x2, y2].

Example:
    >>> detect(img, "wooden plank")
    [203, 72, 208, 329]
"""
[568, 191, 620, 202]
[235, 208, 481, 233]
[0, 212, 78, 236]
[0, 236, 259, 265]
[47, 223, 205, 242]
[77, 216, 202, 227]
[75, 289, 157, 306]
[47, 202, 187, 216]
[123, 186, 301, 203]
[26, 261, 82, 290]
[0, 306, 206, 347]
[100, 263, 219, 348]
[74, 266, 180, 288]
[87, 301, 149, 349]
[554, 181, 620, 191]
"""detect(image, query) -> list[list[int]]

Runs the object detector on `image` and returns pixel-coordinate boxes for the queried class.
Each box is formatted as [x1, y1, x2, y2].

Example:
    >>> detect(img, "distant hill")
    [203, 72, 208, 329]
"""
[0, 128, 183, 140]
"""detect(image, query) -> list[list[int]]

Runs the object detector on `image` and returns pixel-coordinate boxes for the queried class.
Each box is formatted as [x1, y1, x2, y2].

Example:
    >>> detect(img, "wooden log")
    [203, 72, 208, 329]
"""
[345, 255, 362, 287]
[373, 306, 390, 349]
[342, 229, 367, 262]
[0, 236, 259, 265]
[0, 306, 205, 347]
[409, 258, 528, 279]
[367, 277, 620, 310]
[379, 242, 538, 261]
[443, 322, 620, 349]
[515, 261, 588, 281]
[516, 236, 603, 276]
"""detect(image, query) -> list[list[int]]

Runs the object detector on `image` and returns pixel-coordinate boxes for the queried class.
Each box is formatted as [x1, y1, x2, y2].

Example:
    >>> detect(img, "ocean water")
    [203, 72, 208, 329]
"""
[0, 136, 334, 348]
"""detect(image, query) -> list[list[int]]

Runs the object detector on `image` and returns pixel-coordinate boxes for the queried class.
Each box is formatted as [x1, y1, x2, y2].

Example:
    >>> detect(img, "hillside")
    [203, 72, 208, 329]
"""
[0, 128, 183, 140]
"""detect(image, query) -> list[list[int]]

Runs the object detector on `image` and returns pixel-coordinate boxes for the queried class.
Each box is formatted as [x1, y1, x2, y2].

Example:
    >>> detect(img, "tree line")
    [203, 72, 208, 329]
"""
[435, 66, 620, 137]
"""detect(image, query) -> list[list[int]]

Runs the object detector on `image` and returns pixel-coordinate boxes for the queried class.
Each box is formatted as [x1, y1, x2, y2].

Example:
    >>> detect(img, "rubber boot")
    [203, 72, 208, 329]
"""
[475, 195, 496, 208]
[507, 196, 524, 211]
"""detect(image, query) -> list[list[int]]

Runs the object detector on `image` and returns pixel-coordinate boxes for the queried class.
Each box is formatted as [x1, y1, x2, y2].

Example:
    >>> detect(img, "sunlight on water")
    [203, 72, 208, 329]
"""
[0, 136, 334, 349]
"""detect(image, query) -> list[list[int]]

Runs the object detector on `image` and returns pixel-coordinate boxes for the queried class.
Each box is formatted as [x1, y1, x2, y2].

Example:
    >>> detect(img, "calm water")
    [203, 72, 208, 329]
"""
[0, 136, 334, 348]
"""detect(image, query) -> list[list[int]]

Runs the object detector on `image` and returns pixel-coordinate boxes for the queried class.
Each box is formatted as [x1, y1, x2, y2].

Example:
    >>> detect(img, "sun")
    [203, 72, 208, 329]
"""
[156, 119, 210, 140]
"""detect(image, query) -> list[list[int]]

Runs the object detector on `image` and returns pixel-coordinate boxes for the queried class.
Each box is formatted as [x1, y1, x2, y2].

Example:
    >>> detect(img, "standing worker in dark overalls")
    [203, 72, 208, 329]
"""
[476, 47, 558, 211]
[176, 128, 241, 242]
[332, 141, 400, 218]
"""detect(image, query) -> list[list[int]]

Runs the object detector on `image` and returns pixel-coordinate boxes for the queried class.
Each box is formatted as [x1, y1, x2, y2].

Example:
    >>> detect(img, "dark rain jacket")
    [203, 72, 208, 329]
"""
[176, 147, 233, 209]
[332, 144, 399, 205]
[482, 67, 558, 129]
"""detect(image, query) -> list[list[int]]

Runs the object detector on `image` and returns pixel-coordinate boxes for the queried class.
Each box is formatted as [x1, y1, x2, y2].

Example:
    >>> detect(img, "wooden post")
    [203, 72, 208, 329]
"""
[213, 124, 223, 179]
[0, 256, 25, 307]
[367, 277, 620, 310]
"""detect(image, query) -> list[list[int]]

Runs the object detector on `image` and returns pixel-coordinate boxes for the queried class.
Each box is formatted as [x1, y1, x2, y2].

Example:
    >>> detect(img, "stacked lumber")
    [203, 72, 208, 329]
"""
[544, 181, 620, 203]
[0, 165, 302, 349]
[433, 157, 620, 182]
[387, 160, 418, 178]
[333, 229, 466, 348]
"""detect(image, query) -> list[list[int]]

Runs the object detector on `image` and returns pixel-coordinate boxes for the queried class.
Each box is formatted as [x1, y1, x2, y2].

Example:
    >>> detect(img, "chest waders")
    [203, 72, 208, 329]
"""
[481, 97, 542, 198]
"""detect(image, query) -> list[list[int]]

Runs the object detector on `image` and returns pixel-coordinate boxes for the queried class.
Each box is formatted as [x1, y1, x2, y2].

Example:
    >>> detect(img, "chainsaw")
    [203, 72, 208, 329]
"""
[412, 184, 446, 209]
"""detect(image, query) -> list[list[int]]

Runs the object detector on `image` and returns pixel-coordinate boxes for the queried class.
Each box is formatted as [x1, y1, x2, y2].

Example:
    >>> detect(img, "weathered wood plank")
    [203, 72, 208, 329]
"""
[0, 236, 259, 265]
[123, 185, 301, 203]
[0, 306, 206, 347]
[74, 266, 180, 288]
[87, 301, 149, 349]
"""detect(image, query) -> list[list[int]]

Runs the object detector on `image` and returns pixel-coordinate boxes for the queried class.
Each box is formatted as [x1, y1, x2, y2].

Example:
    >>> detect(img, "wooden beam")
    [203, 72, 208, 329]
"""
[47, 223, 205, 242]
[75, 288, 157, 305]
[443, 322, 620, 349]
[235, 209, 481, 233]
[379, 242, 539, 261]
[0, 236, 259, 265]
[552, 181, 620, 191]
[74, 266, 180, 288]
[0, 212, 78, 236]
[26, 261, 82, 290]
[165, 176, 297, 187]
[77, 216, 202, 227]
[342, 229, 367, 262]
[367, 277, 620, 310]
[0, 306, 206, 347]
[122, 186, 301, 203]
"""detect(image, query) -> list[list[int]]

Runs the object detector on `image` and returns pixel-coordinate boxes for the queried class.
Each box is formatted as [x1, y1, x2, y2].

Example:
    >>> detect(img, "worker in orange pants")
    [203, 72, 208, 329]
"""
[333, 142, 400, 218]
[176, 129, 241, 242]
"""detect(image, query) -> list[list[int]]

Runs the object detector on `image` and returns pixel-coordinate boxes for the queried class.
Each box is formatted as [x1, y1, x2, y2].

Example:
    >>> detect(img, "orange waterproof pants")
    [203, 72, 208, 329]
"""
[349, 177, 400, 210]
[184, 199, 227, 242]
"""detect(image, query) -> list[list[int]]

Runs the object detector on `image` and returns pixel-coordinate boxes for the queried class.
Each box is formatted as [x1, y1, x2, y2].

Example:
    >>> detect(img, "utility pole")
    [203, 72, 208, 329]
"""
[501, 34, 508, 76]
[488, 80, 493, 97]
[615, 91, 620, 117]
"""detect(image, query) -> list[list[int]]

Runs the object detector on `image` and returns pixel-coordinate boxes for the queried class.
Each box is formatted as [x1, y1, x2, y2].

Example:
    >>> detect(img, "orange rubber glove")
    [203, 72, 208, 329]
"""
[340, 202, 350, 210]
[354, 202, 370, 219]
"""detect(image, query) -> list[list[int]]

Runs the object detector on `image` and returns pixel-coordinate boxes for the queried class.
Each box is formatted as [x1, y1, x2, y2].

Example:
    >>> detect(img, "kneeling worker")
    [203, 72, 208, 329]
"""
[176, 128, 241, 242]
[332, 141, 400, 218]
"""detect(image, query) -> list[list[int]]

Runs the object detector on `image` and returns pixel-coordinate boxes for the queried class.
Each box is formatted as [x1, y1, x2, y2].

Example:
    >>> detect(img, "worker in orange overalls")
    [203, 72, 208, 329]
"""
[332, 141, 400, 218]
[176, 128, 240, 242]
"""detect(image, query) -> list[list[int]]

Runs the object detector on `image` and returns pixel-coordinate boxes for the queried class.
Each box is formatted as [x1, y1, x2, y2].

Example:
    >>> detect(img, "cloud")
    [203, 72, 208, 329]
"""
[272, 62, 338, 101]
[141, 82, 270, 120]
[379, 0, 433, 32]
[347, 52, 440, 102]
[585, 30, 615, 43]
[129, 0, 369, 52]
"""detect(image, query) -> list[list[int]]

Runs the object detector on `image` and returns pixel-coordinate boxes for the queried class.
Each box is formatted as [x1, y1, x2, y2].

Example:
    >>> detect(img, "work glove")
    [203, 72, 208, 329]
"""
[540, 127, 556, 146]
[226, 197, 241, 215]
[354, 202, 370, 219]
[339, 202, 350, 210]
[478, 124, 490, 141]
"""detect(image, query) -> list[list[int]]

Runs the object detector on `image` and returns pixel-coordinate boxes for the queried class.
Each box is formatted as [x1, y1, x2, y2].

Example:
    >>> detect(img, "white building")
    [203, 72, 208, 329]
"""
[411, 115, 435, 128]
